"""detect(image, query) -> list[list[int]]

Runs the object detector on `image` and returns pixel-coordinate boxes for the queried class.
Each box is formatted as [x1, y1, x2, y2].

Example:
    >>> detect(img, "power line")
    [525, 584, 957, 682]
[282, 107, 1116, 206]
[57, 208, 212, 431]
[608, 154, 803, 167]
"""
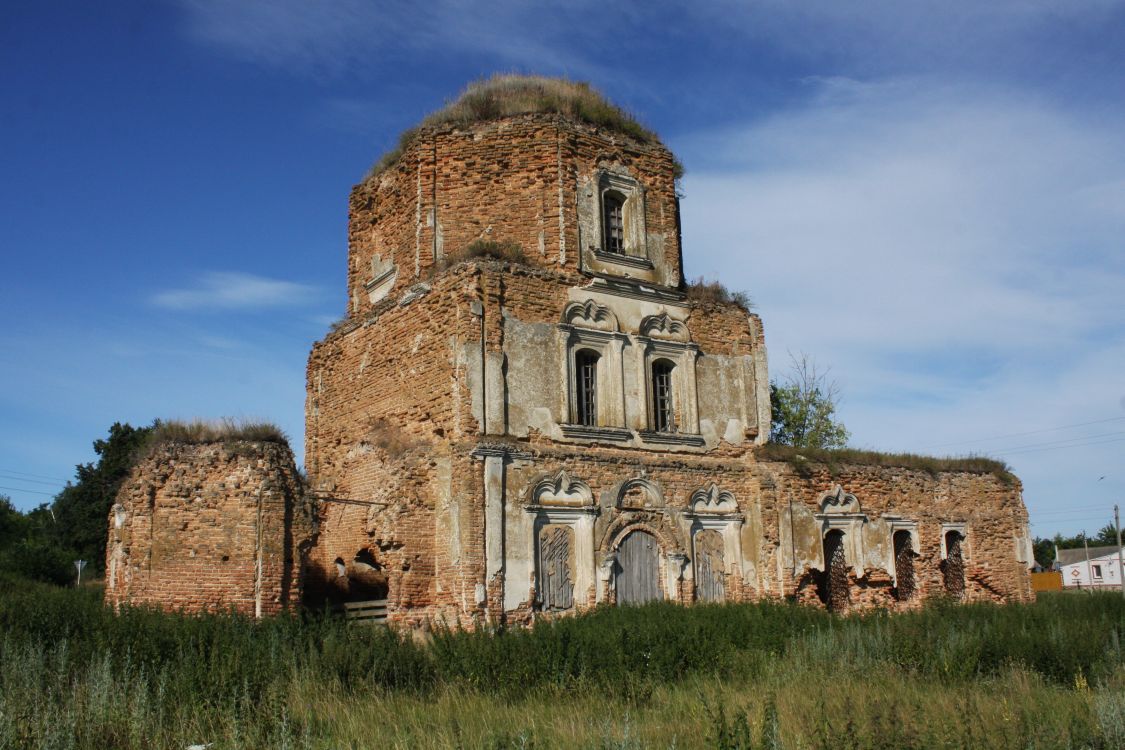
[916, 416, 1125, 451]
[0, 473, 65, 488]
[0, 467, 70, 483]
[995, 435, 1125, 458]
[0, 484, 56, 497]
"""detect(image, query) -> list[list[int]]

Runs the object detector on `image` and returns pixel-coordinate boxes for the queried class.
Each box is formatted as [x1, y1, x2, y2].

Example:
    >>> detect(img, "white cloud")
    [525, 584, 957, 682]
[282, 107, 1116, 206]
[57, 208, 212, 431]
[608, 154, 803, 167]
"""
[679, 78, 1125, 532]
[152, 272, 318, 311]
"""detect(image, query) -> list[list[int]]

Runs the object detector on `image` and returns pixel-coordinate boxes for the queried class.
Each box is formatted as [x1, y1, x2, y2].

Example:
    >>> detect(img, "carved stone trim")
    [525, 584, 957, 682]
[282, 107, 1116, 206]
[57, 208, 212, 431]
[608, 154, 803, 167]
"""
[639, 312, 691, 342]
[592, 250, 654, 270]
[560, 299, 620, 331]
[689, 483, 738, 514]
[530, 469, 595, 507]
[611, 477, 665, 510]
[638, 431, 705, 447]
[558, 424, 633, 442]
[818, 484, 861, 514]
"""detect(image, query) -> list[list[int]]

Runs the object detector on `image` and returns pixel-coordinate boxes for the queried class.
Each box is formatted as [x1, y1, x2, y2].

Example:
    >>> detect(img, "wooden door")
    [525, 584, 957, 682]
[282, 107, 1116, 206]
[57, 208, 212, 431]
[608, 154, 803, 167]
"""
[616, 530, 661, 605]
[694, 530, 725, 602]
[538, 525, 575, 611]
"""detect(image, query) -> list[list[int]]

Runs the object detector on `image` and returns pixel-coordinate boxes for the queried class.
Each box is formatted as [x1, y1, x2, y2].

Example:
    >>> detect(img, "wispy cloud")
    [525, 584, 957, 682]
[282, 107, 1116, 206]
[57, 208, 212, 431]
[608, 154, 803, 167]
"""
[151, 272, 318, 311]
[680, 77, 1125, 522]
[171, 0, 612, 79]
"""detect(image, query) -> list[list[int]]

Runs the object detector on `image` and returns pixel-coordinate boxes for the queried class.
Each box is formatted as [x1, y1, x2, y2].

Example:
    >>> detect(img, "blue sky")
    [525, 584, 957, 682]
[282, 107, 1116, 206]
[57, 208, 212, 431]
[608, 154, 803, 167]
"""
[2, 1, 1124, 538]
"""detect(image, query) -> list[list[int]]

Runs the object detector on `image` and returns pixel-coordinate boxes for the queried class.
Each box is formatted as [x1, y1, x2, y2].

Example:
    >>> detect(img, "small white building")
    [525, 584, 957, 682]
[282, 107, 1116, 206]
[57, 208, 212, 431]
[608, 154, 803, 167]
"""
[1058, 545, 1125, 589]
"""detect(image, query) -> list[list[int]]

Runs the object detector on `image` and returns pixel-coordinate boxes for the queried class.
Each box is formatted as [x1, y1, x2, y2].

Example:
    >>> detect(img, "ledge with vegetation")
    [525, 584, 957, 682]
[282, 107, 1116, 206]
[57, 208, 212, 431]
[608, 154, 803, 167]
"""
[368, 74, 682, 179]
[756, 442, 1016, 483]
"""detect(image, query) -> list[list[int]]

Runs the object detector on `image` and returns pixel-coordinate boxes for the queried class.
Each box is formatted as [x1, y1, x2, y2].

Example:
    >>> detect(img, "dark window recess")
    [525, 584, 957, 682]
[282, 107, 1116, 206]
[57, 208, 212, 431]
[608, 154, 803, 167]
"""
[604, 194, 625, 253]
[893, 530, 915, 601]
[651, 360, 675, 432]
[575, 350, 599, 426]
[821, 530, 850, 613]
[941, 531, 965, 597]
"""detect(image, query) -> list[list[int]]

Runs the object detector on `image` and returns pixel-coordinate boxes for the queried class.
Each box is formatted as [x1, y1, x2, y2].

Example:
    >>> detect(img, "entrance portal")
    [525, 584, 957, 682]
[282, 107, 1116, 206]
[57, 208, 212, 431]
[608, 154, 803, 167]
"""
[615, 530, 661, 605]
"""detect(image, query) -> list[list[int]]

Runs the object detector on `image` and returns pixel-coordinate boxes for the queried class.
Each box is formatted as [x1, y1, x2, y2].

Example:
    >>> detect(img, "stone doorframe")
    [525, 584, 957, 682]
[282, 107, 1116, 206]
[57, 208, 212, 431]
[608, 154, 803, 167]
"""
[523, 470, 600, 612]
[683, 484, 744, 600]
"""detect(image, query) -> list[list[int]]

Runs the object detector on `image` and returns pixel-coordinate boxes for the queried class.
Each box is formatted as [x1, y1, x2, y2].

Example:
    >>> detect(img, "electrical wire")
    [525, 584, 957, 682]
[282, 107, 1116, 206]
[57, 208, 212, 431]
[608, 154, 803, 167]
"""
[916, 416, 1125, 451]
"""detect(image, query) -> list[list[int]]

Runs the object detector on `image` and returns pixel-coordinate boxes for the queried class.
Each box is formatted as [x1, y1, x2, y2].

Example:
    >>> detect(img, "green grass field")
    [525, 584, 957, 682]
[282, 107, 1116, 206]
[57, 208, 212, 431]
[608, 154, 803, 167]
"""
[2, 575, 1123, 749]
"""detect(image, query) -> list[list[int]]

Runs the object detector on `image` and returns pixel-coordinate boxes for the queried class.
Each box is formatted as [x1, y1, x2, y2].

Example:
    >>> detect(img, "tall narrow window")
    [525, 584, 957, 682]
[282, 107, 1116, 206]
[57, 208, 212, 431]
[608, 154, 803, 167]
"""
[575, 350, 599, 426]
[893, 530, 916, 602]
[822, 530, 849, 613]
[603, 193, 625, 254]
[651, 359, 675, 432]
[942, 530, 965, 598]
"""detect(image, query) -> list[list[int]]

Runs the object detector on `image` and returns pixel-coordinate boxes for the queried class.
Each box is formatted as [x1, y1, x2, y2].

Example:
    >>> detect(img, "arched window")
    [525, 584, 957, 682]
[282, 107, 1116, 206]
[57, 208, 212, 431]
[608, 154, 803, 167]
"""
[575, 349, 599, 426]
[651, 359, 675, 432]
[603, 192, 625, 254]
[942, 530, 966, 597]
[893, 530, 916, 601]
[821, 530, 849, 612]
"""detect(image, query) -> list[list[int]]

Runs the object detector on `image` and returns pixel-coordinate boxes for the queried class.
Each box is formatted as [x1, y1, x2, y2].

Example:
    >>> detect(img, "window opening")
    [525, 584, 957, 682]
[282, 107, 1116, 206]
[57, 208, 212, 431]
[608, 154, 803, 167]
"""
[1093, 564, 1103, 581]
[603, 193, 625, 254]
[893, 530, 916, 602]
[651, 359, 675, 432]
[821, 530, 849, 613]
[941, 531, 965, 598]
[575, 350, 599, 426]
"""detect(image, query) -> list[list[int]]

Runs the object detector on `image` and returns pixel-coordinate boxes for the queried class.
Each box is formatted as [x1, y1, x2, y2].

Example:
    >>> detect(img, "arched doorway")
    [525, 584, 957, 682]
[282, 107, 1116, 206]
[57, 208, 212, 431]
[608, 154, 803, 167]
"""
[615, 529, 661, 605]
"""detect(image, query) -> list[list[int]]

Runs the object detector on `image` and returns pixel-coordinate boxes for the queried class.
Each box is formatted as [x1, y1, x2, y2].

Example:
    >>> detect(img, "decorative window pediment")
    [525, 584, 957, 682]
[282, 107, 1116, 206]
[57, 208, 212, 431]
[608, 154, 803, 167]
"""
[561, 299, 620, 332]
[531, 470, 595, 507]
[690, 484, 738, 514]
[818, 485, 861, 515]
[639, 312, 690, 342]
[613, 477, 665, 510]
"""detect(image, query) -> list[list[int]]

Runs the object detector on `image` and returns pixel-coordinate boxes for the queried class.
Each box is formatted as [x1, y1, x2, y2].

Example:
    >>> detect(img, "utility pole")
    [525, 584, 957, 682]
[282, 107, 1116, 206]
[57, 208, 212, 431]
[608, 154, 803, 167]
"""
[1084, 537, 1092, 591]
[1116, 505, 1125, 599]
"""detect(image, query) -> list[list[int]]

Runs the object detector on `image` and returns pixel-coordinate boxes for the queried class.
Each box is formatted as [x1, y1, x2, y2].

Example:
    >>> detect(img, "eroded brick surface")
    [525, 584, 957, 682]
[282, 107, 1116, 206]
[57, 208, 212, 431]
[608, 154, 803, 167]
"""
[105, 442, 310, 616]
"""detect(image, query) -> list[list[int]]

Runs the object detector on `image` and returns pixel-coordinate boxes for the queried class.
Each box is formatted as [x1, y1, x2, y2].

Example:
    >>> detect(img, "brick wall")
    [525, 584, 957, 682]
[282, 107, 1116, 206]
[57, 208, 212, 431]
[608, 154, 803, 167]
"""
[105, 441, 309, 616]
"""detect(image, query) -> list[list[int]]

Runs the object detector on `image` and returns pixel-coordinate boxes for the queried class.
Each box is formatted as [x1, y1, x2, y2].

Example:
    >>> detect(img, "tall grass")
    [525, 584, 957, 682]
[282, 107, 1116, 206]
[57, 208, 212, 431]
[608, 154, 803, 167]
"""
[2, 574, 1124, 748]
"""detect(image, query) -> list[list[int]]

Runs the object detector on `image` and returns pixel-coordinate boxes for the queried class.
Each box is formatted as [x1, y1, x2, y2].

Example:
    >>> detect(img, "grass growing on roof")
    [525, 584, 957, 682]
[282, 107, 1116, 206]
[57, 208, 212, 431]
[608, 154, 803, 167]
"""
[685, 277, 753, 310]
[758, 442, 1015, 482]
[369, 74, 681, 178]
[145, 418, 290, 448]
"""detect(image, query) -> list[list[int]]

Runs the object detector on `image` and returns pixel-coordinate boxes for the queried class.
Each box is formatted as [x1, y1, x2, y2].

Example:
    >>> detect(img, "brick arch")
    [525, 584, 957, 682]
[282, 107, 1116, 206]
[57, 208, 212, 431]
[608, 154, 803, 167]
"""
[599, 514, 684, 557]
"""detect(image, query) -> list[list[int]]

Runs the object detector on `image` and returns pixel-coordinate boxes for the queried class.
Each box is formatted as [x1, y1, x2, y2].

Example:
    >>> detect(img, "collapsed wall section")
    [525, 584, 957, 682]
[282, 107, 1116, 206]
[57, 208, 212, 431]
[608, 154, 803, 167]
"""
[105, 441, 309, 616]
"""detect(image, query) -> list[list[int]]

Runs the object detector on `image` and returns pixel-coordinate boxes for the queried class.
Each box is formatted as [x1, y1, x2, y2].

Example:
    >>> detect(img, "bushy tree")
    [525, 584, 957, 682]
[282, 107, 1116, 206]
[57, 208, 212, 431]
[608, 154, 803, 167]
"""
[51, 422, 153, 574]
[769, 353, 850, 449]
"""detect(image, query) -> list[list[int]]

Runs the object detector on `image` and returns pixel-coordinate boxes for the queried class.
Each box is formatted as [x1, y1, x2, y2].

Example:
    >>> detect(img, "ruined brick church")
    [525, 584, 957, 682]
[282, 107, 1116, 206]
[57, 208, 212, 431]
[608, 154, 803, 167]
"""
[107, 78, 1034, 622]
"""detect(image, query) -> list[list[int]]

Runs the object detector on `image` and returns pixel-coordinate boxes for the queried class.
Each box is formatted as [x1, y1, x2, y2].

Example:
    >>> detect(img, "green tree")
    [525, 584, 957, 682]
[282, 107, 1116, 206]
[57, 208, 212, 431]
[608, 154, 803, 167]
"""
[50, 422, 153, 575]
[769, 353, 850, 449]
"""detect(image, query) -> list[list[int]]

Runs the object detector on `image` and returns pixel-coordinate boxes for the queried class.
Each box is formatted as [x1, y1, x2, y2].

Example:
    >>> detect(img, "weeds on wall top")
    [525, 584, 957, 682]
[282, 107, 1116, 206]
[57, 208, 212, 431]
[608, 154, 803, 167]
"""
[686, 277, 753, 310]
[368, 74, 682, 179]
[429, 239, 528, 277]
[140, 418, 290, 458]
[758, 443, 1016, 484]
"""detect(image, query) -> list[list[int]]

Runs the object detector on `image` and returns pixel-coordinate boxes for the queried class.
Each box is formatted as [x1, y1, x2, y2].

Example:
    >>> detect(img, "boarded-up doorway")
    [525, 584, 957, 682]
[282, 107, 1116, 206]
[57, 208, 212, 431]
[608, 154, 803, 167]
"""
[694, 529, 725, 602]
[537, 525, 575, 611]
[615, 530, 661, 605]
